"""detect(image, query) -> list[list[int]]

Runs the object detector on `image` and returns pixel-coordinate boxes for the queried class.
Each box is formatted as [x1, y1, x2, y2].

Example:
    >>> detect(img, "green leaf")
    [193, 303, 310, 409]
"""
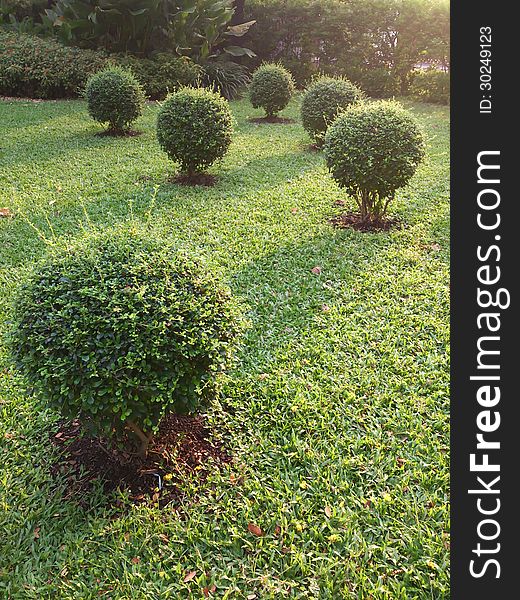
[225, 20, 256, 37]
[224, 46, 256, 58]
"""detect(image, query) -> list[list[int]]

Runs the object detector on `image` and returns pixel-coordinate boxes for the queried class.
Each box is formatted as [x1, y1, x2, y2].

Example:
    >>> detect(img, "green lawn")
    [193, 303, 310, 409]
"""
[0, 96, 449, 599]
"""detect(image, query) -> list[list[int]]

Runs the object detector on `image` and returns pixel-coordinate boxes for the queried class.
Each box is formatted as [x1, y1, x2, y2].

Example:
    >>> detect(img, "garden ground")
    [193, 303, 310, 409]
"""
[0, 96, 449, 598]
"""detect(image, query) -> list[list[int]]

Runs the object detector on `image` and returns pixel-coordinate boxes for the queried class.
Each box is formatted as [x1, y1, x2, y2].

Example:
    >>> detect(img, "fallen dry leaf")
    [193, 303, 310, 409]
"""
[131, 557, 140, 565]
[33, 527, 40, 539]
[274, 525, 281, 536]
[0, 208, 13, 218]
[183, 570, 197, 583]
[158, 533, 169, 544]
[247, 595, 257, 600]
[247, 523, 263, 537]
[324, 506, 332, 518]
[290, 207, 298, 214]
[321, 304, 330, 313]
[311, 266, 322, 275]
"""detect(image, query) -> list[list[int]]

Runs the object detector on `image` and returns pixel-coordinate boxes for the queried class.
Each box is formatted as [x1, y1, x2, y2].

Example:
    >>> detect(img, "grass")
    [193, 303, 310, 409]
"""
[0, 96, 449, 599]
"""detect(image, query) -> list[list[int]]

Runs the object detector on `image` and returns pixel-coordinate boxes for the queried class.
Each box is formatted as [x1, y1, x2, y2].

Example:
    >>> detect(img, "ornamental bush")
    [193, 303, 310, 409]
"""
[249, 63, 295, 117]
[9, 229, 243, 456]
[354, 68, 399, 99]
[410, 69, 450, 105]
[115, 53, 202, 100]
[201, 61, 251, 100]
[157, 87, 233, 177]
[324, 101, 426, 223]
[0, 31, 108, 99]
[85, 66, 145, 133]
[301, 76, 363, 145]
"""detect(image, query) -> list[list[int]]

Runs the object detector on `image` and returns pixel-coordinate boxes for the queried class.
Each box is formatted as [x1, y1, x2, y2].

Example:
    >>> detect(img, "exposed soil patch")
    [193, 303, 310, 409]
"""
[249, 116, 295, 125]
[306, 143, 323, 152]
[96, 129, 142, 138]
[50, 414, 231, 510]
[330, 212, 402, 232]
[170, 172, 218, 187]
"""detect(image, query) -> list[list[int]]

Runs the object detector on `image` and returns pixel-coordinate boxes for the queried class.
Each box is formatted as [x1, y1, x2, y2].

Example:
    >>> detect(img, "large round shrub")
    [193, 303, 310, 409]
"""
[157, 87, 233, 177]
[249, 63, 295, 117]
[85, 66, 145, 133]
[301, 76, 363, 145]
[324, 101, 426, 222]
[9, 230, 243, 455]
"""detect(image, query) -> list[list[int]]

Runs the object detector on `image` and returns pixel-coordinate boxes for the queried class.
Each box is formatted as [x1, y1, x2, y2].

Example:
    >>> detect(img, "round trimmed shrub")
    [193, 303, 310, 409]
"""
[85, 66, 145, 133]
[9, 230, 243, 455]
[324, 101, 426, 222]
[157, 87, 233, 177]
[249, 63, 295, 117]
[301, 76, 363, 145]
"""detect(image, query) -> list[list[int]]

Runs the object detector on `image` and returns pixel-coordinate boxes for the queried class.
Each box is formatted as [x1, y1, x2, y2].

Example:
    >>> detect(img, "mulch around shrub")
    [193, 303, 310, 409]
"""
[50, 414, 231, 510]
[248, 116, 295, 125]
[170, 173, 218, 187]
[330, 212, 402, 232]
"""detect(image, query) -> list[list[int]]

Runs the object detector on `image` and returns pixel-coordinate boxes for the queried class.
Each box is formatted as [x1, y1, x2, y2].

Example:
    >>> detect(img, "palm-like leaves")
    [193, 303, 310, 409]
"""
[46, 0, 255, 59]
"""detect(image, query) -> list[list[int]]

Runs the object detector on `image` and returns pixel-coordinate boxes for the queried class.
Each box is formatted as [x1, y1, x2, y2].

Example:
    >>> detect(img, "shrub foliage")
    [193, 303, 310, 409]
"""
[352, 68, 399, 99]
[115, 54, 202, 100]
[410, 69, 450, 104]
[249, 62, 295, 117]
[0, 31, 108, 99]
[9, 230, 243, 455]
[1, 0, 47, 21]
[85, 66, 145, 133]
[324, 101, 426, 222]
[157, 87, 234, 176]
[301, 76, 363, 145]
[46, 0, 255, 60]
[201, 61, 251, 100]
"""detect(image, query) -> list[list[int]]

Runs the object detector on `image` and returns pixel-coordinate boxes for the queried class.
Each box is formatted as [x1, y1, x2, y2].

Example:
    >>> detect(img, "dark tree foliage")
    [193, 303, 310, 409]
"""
[231, 0, 246, 23]
[243, 0, 450, 93]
